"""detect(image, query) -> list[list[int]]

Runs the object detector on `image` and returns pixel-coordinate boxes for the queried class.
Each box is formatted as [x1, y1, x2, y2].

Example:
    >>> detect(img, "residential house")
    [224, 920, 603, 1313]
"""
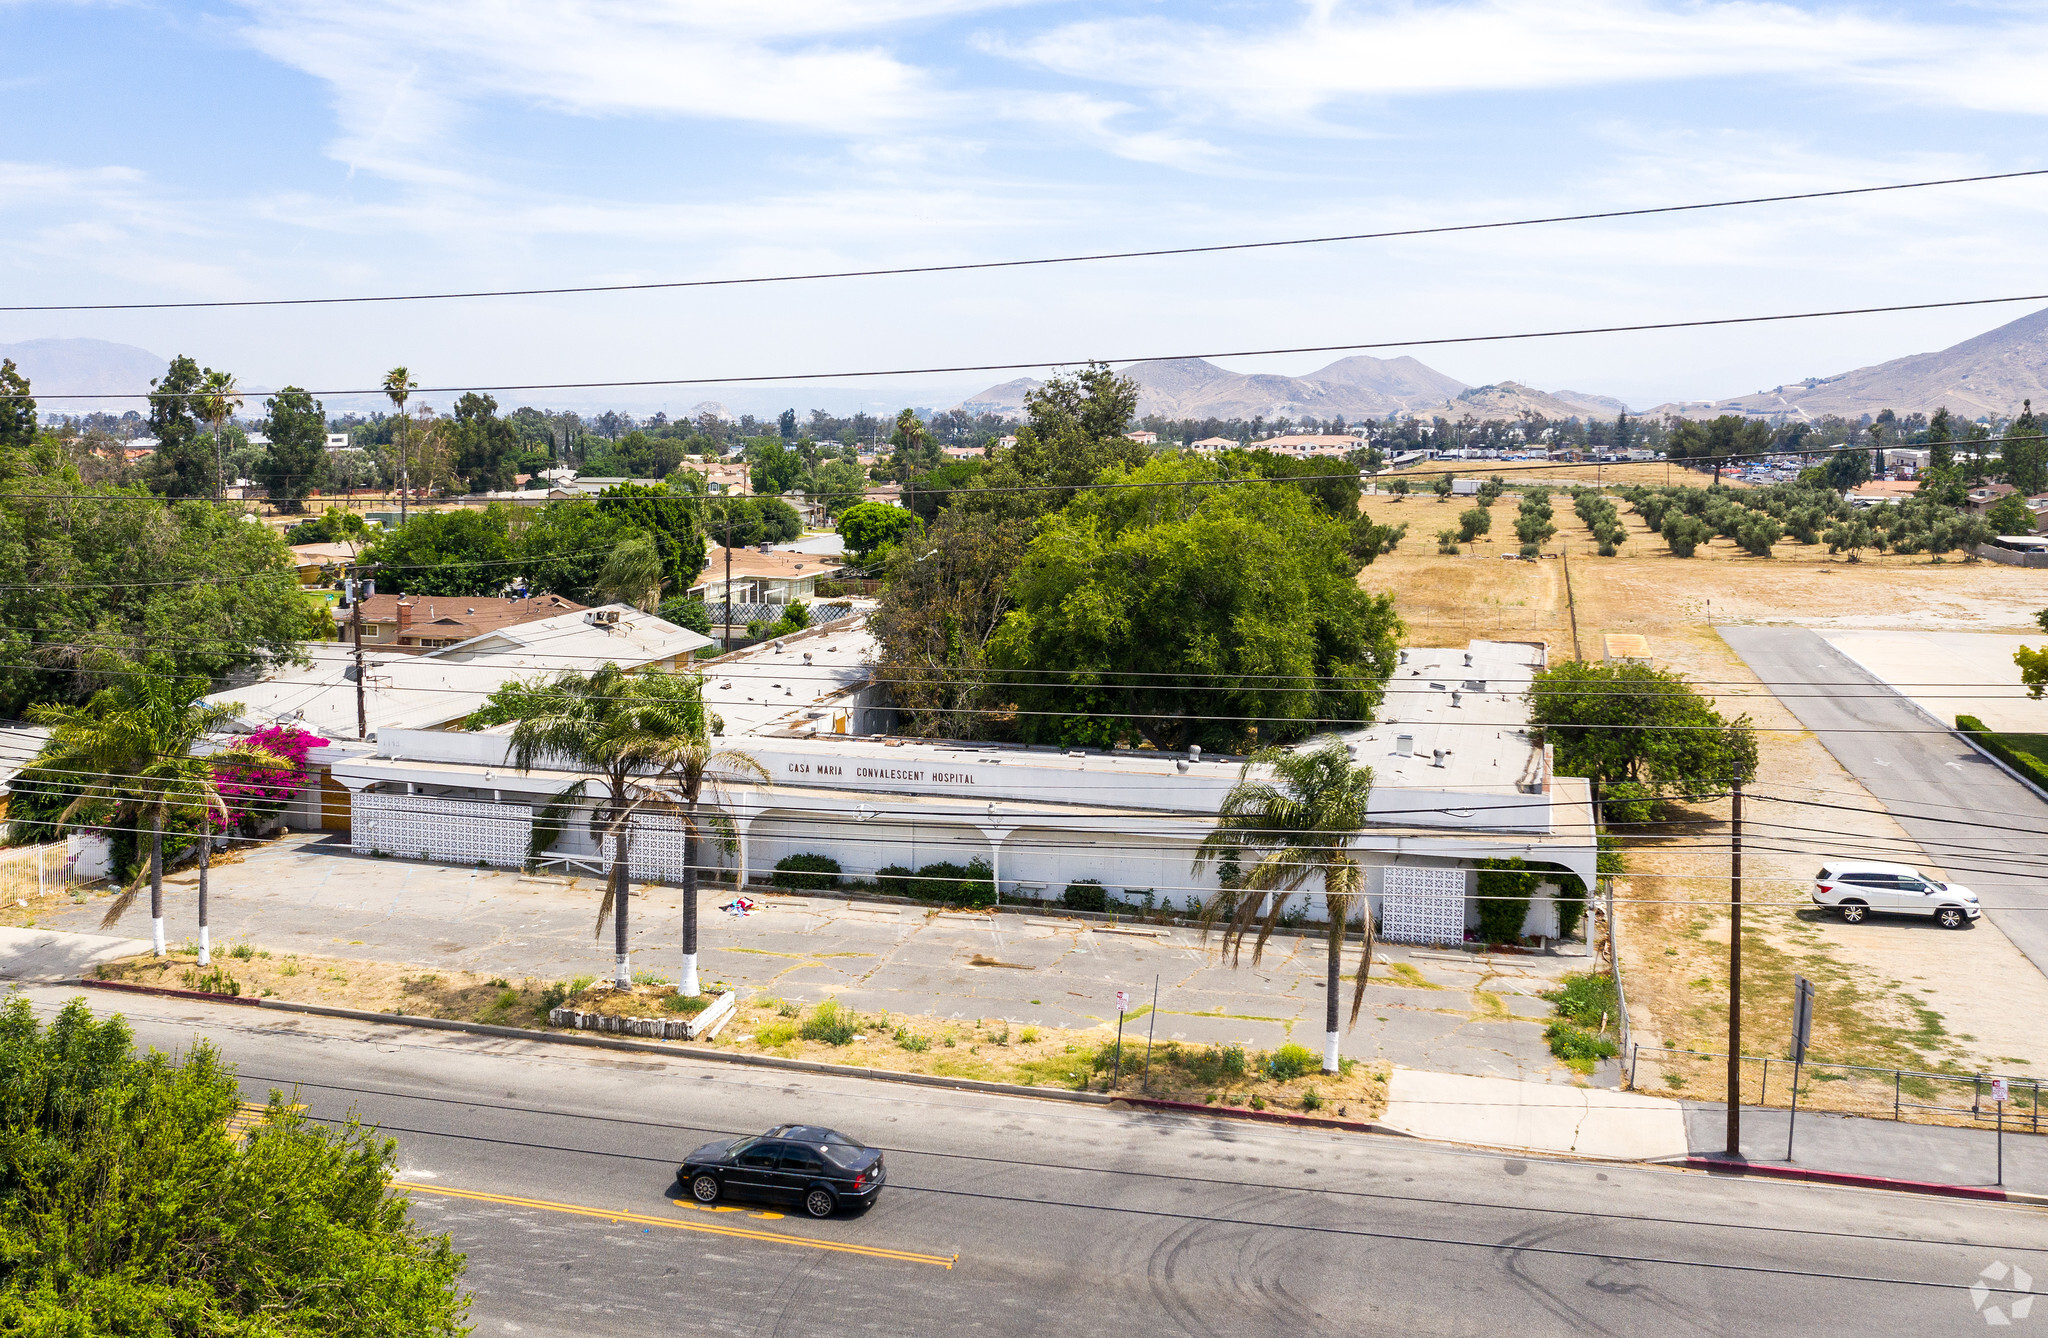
[1125, 430, 1158, 445]
[689, 546, 844, 612]
[334, 593, 588, 652]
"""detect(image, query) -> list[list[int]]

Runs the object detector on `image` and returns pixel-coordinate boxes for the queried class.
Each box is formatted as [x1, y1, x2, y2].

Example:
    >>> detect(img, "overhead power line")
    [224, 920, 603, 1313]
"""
[9, 168, 2044, 315]
[16, 291, 2048, 401]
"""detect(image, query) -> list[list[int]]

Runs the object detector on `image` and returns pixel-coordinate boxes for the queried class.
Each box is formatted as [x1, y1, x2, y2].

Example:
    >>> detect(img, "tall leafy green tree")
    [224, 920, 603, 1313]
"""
[0, 997, 470, 1334]
[837, 500, 921, 562]
[1926, 406, 1954, 472]
[0, 476, 321, 712]
[1986, 490, 2035, 535]
[1194, 740, 1375, 1074]
[2003, 400, 2045, 496]
[146, 355, 210, 498]
[597, 482, 706, 593]
[0, 358, 34, 453]
[967, 367, 1146, 518]
[515, 497, 645, 602]
[26, 669, 283, 958]
[260, 386, 328, 513]
[986, 456, 1402, 752]
[871, 507, 1035, 738]
[745, 437, 809, 496]
[447, 391, 520, 492]
[1527, 661, 1758, 810]
[360, 506, 516, 596]
[504, 666, 760, 988]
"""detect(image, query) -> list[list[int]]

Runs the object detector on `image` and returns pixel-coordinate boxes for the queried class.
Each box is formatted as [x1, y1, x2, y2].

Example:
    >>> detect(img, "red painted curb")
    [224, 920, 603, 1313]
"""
[1684, 1156, 2012, 1202]
[77, 977, 264, 1008]
[1124, 1095, 1379, 1135]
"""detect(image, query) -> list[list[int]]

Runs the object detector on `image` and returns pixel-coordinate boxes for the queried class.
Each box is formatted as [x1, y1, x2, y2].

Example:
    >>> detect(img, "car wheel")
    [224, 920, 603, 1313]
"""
[803, 1188, 836, 1219]
[1938, 907, 1968, 930]
[691, 1174, 721, 1204]
[1839, 902, 1867, 923]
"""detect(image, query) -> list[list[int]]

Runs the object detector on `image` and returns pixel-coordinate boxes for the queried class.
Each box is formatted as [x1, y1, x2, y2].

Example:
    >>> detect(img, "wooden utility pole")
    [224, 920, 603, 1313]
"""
[1726, 764, 1745, 1159]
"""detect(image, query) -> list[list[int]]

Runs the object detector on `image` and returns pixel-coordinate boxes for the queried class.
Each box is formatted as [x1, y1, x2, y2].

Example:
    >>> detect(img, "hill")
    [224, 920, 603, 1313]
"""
[1661, 305, 2048, 422]
[1413, 381, 1605, 422]
[0, 338, 167, 413]
[954, 355, 1620, 422]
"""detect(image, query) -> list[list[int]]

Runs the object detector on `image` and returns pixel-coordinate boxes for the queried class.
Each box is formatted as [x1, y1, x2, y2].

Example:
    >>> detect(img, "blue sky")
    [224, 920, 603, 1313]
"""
[6, 0, 2048, 415]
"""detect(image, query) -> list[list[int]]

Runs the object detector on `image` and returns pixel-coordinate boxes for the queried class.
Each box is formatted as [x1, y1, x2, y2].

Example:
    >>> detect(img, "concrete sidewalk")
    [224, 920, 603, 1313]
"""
[1379, 1067, 1691, 1159]
[26, 834, 1594, 1084]
[0, 926, 150, 985]
[1683, 1102, 2048, 1197]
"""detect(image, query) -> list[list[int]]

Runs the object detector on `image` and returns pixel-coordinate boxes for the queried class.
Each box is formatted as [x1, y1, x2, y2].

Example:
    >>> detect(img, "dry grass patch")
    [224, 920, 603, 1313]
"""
[96, 946, 548, 1026]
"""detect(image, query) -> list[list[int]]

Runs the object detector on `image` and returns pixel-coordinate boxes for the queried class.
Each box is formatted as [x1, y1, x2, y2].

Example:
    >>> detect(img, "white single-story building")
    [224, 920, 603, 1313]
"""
[320, 637, 1596, 944]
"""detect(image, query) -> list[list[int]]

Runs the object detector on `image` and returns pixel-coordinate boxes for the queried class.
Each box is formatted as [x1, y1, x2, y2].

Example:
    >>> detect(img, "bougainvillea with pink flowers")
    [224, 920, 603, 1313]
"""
[212, 725, 329, 833]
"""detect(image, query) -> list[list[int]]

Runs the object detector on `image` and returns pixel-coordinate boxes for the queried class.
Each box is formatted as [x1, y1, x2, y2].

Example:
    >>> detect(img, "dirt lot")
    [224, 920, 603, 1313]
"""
[1359, 481, 2048, 1117]
[94, 947, 1390, 1119]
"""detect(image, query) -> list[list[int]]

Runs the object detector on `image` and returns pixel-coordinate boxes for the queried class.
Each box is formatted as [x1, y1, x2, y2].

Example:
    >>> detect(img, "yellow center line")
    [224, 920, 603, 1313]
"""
[394, 1182, 956, 1269]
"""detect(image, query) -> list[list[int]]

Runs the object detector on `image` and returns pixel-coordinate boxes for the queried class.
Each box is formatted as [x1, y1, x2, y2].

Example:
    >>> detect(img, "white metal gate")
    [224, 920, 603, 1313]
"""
[1381, 865, 1467, 946]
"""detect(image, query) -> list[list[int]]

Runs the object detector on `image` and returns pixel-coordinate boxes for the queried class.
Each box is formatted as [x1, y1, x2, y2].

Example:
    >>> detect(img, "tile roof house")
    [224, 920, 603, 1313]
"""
[689, 546, 845, 607]
[333, 593, 587, 652]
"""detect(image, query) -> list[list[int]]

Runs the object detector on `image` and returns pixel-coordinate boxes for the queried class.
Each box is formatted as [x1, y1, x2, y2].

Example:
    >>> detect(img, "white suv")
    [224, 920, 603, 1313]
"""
[1813, 862, 1980, 929]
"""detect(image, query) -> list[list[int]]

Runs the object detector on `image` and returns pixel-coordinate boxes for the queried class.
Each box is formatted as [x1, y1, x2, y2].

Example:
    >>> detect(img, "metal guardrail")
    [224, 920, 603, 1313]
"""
[1630, 1044, 2043, 1131]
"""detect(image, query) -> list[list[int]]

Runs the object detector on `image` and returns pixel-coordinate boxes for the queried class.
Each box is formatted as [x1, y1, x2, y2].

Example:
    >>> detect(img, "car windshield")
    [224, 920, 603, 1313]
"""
[724, 1136, 760, 1158]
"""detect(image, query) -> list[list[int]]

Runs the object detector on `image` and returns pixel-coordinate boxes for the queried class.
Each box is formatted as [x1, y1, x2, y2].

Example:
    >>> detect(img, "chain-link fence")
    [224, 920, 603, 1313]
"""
[1629, 1044, 2044, 1132]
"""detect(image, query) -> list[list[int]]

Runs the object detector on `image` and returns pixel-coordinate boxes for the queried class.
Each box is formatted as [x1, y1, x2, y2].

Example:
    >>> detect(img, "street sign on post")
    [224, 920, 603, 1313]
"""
[1994, 1077, 2009, 1185]
[1787, 976, 1816, 1161]
[1790, 976, 1815, 1065]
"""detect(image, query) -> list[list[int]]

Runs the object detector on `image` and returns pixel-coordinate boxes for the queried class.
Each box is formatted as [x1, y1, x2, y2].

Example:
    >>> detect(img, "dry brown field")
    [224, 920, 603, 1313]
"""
[1360, 484, 2048, 1115]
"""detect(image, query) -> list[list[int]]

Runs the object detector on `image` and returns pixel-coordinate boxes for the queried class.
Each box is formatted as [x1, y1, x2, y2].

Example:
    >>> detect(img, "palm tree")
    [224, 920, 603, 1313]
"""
[507, 664, 764, 988]
[594, 534, 664, 613]
[382, 367, 417, 523]
[661, 733, 767, 996]
[27, 672, 284, 961]
[193, 369, 241, 502]
[1194, 738, 1376, 1075]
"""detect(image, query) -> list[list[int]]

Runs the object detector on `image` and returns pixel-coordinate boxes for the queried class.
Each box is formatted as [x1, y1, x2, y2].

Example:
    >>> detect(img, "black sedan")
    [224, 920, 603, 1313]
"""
[679, 1125, 885, 1218]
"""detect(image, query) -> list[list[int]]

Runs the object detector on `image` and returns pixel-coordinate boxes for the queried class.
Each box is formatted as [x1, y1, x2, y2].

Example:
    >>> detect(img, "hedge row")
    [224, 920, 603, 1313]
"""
[1957, 715, 2048, 790]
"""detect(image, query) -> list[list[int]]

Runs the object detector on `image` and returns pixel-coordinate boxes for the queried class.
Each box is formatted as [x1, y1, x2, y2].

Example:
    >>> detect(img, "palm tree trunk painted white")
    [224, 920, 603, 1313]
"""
[680, 818, 701, 996]
[1324, 914, 1342, 1074]
[148, 817, 165, 956]
[196, 829, 211, 967]
[611, 825, 631, 987]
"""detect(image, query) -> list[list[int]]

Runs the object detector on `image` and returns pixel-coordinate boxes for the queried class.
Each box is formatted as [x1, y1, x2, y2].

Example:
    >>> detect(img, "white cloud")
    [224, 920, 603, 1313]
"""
[235, 0, 1013, 180]
[1001, 0, 2048, 125]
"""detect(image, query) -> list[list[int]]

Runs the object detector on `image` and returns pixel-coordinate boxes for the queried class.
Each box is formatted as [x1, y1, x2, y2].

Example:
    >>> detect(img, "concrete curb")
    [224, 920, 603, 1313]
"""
[1953, 729, 2048, 807]
[72, 977, 1118, 1108]
[1683, 1156, 2034, 1204]
[71, 979, 1405, 1138]
[1124, 1094, 1383, 1135]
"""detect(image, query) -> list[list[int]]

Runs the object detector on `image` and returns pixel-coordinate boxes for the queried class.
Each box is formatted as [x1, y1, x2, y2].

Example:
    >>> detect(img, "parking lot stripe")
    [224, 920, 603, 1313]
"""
[395, 1182, 955, 1268]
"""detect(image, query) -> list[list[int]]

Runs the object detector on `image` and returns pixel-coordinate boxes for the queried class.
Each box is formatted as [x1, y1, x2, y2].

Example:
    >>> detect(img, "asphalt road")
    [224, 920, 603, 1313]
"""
[27, 985, 2048, 1337]
[1720, 626, 2048, 979]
